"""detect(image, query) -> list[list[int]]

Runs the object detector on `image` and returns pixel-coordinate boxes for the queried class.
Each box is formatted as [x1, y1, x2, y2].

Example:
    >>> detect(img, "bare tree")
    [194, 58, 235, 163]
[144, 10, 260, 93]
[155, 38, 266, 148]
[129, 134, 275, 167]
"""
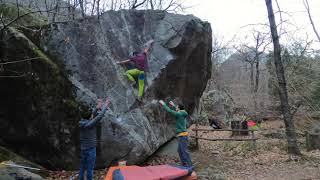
[1, 9, 54, 32]
[162, 0, 186, 12]
[235, 30, 269, 99]
[265, 0, 301, 155]
[127, 0, 187, 12]
[110, 0, 115, 10]
[212, 34, 233, 64]
[130, 0, 147, 9]
[303, 0, 320, 43]
[15, 0, 20, 18]
[90, 0, 96, 15]
[0, 0, 71, 31]
[96, 0, 101, 17]
[52, 0, 61, 23]
[209, 34, 233, 90]
[79, 0, 85, 17]
[27, 0, 33, 8]
[149, 0, 154, 9]
[0, 0, 188, 25]
[66, 0, 77, 19]
[44, 0, 52, 19]
[236, 45, 255, 93]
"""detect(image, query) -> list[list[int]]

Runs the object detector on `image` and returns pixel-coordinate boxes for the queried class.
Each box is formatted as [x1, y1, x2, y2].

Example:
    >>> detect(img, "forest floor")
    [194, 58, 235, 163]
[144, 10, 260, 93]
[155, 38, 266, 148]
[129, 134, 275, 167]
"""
[185, 120, 320, 180]
[48, 119, 320, 180]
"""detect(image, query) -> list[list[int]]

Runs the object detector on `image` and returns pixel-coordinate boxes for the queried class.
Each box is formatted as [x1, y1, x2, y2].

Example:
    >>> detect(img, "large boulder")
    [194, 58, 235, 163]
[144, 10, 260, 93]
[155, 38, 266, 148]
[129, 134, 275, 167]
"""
[0, 146, 44, 179]
[1, 10, 211, 169]
[199, 89, 234, 125]
[0, 167, 43, 180]
[0, 27, 80, 169]
[306, 123, 320, 150]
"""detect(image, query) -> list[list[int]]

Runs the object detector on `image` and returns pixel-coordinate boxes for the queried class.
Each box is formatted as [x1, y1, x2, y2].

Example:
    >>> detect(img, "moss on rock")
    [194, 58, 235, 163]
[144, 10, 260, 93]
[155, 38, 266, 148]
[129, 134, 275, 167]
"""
[0, 146, 43, 169]
[0, 2, 47, 27]
[0, 26, 81, 170]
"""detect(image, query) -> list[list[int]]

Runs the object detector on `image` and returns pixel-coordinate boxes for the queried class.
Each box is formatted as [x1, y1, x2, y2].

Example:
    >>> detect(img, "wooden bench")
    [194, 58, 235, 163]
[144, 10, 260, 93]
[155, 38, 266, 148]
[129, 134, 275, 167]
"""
[191, 128, 258, 151]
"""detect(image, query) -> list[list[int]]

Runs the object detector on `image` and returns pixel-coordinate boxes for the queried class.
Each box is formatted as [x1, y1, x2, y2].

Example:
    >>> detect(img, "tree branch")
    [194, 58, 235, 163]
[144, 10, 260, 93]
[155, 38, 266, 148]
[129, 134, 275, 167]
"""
[304, 0, 320, 43]
[0, 7, 57, 32]
[0, 57, 40, 65]
[0, 74, 26, 78]
[131, 0, 147, 9]
[274, 0, 284, 35]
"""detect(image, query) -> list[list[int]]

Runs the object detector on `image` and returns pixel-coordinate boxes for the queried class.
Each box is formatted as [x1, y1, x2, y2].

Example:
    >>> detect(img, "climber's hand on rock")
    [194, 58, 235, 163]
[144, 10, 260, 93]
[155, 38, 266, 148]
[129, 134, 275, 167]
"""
[105, 98, 111, 107]
[149, 39, 154, 46]
[96, 99, 103, 109]
[159, 100, 165, 105]
[169, 101, 175, 107]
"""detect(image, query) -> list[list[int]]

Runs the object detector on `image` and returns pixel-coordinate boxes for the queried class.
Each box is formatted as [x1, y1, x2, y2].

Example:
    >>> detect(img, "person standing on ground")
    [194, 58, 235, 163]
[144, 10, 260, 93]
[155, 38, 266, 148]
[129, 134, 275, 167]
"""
[78, 98, 110, 180]
[116, 40, 154, 102]
[159, 100, 193, 168]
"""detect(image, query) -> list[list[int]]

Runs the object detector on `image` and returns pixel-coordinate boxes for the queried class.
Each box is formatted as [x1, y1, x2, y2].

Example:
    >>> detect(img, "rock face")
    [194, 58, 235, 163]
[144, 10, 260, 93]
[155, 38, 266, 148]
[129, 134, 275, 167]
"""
[1, 10, 211, 169]
[306, 123, 320, 150]
[0, 167, 43, 180]
[0, 146, 44, 179]
[0, 27, 80, 169]
[199, 89, 234, 125]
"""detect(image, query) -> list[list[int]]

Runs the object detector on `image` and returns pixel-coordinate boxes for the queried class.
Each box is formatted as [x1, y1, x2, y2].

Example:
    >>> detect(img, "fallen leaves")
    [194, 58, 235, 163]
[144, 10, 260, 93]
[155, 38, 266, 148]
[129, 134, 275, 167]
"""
[46, 120, 320, 180]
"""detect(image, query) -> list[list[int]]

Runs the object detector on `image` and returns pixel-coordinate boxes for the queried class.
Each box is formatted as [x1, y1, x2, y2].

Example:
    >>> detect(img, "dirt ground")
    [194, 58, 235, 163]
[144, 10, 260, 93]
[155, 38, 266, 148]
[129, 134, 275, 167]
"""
[48, 120, 320, 180]
[188, 120, 320, 180]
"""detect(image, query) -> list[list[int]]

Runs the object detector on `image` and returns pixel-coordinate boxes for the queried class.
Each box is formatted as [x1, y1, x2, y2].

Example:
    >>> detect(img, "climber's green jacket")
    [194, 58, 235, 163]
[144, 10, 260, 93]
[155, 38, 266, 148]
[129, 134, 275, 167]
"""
[162, 104, 188, 134]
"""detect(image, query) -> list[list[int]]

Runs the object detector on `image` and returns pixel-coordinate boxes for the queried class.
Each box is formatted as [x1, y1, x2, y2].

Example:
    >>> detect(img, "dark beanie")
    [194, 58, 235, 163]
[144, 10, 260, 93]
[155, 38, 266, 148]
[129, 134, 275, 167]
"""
[79, 105, 92, 119]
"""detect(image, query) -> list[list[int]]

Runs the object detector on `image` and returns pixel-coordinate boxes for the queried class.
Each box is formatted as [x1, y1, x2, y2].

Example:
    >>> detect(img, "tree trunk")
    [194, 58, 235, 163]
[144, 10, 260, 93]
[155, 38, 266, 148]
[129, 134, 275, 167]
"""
[253, 58, 260, 110]
[44, 0, 50, 19]
[304, 0, 320, 43]
[150, 0, 154, 10]
[72, 0, 76, 20]
[28, 0, 32, 8]
[79, 0, 85, 17]
[52, 0, 61, 23]
[255, 59, 260, 93]
[91, 0, 96, 16]
[15, 0, 20, 18]
[265, 0, 301, 155]
[67, 0, 71, 19]
[306, 131, 320, 150]
[231, 121, 249, 136]
[111, 0, 114, 10]
[250, 63, 254, 93]
[96, 0, 100, 18]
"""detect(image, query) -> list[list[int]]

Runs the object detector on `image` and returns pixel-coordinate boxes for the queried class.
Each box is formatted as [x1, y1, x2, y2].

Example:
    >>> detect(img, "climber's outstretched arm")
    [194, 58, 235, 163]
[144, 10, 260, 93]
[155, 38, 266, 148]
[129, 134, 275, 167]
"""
[116, 59, 130, 64]
[144, 40, 154, 54]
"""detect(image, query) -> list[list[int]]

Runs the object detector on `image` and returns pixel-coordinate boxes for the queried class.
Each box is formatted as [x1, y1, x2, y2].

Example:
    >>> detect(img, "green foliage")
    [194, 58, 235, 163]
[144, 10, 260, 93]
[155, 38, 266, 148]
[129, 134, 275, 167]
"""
[0, 2, 47, 27]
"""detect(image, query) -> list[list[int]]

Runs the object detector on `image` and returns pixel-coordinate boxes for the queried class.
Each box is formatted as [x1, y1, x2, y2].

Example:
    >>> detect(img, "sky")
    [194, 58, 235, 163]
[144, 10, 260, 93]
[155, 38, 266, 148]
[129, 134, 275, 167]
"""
[183, 0, 320, 49]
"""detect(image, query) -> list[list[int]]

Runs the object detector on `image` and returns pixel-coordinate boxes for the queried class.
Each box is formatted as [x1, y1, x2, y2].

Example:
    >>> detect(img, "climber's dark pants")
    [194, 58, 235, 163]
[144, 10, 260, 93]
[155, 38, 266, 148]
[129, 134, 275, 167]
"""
[178, 136, 193, 167]
[79, 147, 96, 180]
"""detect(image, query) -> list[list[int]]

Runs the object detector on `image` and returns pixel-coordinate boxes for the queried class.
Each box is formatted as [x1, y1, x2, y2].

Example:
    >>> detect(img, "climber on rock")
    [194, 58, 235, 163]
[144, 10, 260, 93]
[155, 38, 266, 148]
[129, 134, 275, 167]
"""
[78, 98, 110, 180]
[159, 100, 193, 168]
[116, 40, 154, 102]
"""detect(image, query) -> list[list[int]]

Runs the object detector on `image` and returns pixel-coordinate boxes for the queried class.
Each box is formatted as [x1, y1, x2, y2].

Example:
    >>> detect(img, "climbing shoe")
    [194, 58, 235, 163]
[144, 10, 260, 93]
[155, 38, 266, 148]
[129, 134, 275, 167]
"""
[137, 96, 143, 103]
